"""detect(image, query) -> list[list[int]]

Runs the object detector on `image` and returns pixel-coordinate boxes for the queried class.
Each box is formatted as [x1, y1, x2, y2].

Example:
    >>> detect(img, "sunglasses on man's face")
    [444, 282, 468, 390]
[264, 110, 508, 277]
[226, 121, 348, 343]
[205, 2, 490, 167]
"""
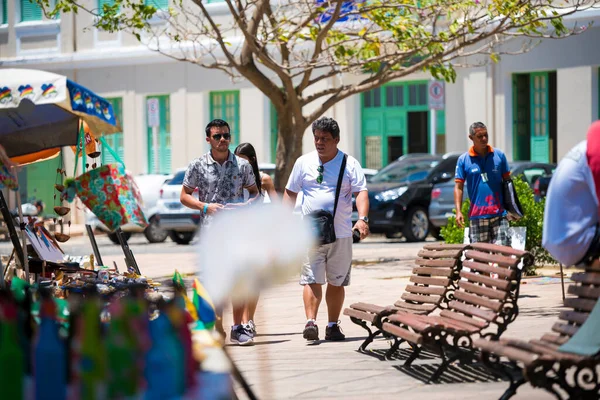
[317, 165, 324, 184]
[212, 133, 231, 141]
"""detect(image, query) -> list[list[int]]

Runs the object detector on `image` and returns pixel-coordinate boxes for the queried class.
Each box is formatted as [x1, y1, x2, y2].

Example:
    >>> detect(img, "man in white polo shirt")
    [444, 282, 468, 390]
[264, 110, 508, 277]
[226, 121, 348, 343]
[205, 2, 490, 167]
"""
[284, 117, 370, 341]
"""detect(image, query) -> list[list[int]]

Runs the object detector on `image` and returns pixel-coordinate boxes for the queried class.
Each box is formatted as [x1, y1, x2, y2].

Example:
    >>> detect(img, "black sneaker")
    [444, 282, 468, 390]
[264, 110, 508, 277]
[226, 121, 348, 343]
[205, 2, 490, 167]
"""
[230, 325, 254, 346]
[325, 323, 345, 341]
[303, 321, 319, 341]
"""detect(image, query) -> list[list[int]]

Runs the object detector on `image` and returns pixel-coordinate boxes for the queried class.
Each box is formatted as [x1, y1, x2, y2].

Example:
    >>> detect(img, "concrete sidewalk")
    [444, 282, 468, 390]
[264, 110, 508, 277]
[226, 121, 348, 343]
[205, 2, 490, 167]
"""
[224, 258, 564, 399]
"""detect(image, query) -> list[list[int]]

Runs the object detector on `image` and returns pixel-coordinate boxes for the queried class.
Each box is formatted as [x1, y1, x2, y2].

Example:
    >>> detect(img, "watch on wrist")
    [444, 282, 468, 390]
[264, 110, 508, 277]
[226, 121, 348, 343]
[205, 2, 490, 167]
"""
[358, 216, 369, 223]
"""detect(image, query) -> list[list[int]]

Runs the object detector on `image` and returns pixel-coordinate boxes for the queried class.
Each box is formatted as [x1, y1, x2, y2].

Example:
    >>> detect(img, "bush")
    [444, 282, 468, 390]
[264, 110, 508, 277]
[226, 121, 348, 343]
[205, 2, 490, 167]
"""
[440, 176, 555, 275]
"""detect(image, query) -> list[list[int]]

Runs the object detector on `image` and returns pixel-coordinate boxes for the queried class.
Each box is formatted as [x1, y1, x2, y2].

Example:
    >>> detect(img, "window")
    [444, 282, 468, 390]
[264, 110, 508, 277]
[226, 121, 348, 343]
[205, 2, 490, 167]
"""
[210, 90, 240, 147]
[145, 0, 168, 9]
[363, 87, 381, 108]
[385, 86, 404, 107]
[101, 97, 125, 166]
[1, 0, 7, 24]
[408, 83, 427, 106]
[146, 95, 171, 174]
[21, 0, 43, 21]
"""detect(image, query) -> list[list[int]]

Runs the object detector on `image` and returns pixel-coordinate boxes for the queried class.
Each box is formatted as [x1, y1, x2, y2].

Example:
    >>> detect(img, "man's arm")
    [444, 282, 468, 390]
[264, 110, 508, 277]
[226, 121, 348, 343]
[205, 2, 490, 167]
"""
[454, 180, 465, 228]
[180, 186, 223, 215]
[283, 189, 298, 209]
[352, 190, 370, 239]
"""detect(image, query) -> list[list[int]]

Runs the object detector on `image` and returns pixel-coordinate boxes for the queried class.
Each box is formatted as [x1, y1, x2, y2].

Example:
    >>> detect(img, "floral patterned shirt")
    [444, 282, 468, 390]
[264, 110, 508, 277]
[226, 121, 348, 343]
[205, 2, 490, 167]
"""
[183, 151, 256, 223]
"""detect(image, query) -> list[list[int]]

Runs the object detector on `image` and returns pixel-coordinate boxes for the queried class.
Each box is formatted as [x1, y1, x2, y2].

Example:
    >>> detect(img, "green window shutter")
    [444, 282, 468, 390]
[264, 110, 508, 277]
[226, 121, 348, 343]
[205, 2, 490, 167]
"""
[206, 0, 225, 3]
[98, 0, 117, 14]
[530, 72, 550, 163]
[270, 102, 278, 163]
[2, 0, 7, 24]
[436, 110, 445, 135]
[145, 0, 168, 9]
[102, 97, 124, 166]
[21, 0, 43, 21]
[210, 90, 240, 148]
[146, 95, 171, 174]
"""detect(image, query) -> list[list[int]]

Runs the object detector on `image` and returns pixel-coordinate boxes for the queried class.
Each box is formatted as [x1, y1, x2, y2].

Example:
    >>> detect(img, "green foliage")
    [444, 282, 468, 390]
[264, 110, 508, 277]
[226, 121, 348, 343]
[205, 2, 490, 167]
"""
[440, 175, 555, 274]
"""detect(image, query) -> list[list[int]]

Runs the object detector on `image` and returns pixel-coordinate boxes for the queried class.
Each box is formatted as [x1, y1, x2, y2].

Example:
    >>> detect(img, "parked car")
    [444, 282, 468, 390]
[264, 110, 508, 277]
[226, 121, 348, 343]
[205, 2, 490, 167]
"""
[533, 174, 553, 201]
[428, 161, 556, 232]
[86, 173, 173, 244]
[366, 152, 461, 242]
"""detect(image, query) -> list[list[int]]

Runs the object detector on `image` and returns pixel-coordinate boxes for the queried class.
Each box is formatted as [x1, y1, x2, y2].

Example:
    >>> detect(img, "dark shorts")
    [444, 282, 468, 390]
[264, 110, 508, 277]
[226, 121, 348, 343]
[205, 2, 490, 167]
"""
[469, 216, 510, 246]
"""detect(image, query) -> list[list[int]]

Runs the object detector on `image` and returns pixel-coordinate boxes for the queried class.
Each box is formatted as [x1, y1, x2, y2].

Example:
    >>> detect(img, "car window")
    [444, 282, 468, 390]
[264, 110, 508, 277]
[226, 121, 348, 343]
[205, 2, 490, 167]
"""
[521, 168, 546, 184]
[168, 171, 186, 185]
[370, 160, 440, 183]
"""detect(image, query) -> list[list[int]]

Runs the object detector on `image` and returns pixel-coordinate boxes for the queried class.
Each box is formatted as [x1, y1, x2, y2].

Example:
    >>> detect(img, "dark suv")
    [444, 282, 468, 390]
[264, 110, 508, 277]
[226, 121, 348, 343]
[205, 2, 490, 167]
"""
[367, 152, 460, 241]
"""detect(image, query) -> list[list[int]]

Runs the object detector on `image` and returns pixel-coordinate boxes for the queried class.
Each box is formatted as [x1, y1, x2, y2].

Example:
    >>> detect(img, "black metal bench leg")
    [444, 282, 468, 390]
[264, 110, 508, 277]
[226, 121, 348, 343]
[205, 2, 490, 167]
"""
[499, 377, 526, 400]
[349, 317, 381, 352]
[384, 338, 403, 360]
[427, 347, 460, 383]
[403, 343, 422, 366]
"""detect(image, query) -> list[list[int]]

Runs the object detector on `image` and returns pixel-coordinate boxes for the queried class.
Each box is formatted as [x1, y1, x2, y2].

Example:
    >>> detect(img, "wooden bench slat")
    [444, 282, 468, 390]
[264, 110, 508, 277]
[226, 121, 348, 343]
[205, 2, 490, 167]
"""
[564, 298, 596, 313]
[382, 322, 423, 345]
[449, 300, 497, 322]
[343, 308, 376, 323]
[453, 291, 503, 312]
[458, 281, 507, 300]
[559, 310, 589, 326]
[387, 313, 432, 331]
[465, 250, 520, 268]
[439, 309, 489, 329]
[528, 339, 560, 351]
[499, 339, 584, 361]
[567, 285, 600, 300]
[540, 334, 569, 345]
[409, 276, 450, 287]
[417, 249, 463, 259]
[474, 338, 537, 365]
[428, 316, 481, 333]
[393, 301, 436, 313]
[401, 292, 441, 305]
[460, 271, 511, 291]
[412, 267, 453, 277]
[469, 243, 531, 259]
[414, 258, 456, 268]
[405, 285, 446, 296]
[570, 272, 600, 285]
[423, 243, 468, 251]
[348, 302, 387, 314]
[462, 260, 515, 279]
[552, 322, 579, 337]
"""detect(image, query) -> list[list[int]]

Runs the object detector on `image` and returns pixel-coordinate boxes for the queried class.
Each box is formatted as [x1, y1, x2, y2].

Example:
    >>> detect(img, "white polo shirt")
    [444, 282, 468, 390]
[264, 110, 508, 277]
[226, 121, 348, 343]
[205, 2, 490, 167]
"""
[286, 150, 368, 239]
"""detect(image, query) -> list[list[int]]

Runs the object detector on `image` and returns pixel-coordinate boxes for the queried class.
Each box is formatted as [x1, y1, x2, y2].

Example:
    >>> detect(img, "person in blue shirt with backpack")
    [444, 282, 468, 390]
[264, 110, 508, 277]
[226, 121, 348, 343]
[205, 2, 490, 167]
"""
[454, 122, 512, 246]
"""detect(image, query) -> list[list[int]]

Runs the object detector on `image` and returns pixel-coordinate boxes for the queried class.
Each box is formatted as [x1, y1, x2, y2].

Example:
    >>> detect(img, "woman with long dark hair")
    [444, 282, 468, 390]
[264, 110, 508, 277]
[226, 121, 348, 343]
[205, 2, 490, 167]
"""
[232, 142, 278, 338]
[235, 142, 278, 203]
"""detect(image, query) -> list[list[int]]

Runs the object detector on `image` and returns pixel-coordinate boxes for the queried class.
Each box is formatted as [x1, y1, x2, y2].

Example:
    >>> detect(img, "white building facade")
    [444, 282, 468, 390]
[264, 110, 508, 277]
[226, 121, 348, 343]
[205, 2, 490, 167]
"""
[2, 0, 600, 217]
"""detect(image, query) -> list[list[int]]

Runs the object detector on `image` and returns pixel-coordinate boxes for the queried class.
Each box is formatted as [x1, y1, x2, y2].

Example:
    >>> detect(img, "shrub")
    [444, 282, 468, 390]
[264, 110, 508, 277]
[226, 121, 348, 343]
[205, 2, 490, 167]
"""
[440, 176, 555, 275]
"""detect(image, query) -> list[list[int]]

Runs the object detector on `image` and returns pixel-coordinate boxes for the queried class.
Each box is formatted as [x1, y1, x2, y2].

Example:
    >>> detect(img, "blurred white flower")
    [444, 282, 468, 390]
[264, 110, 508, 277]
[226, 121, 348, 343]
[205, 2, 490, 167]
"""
[197, 203, 314, 306]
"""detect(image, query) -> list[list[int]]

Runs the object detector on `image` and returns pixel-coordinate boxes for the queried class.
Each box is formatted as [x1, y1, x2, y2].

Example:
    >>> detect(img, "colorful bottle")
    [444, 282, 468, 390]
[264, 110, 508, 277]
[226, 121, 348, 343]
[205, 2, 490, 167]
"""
[0, 300, 25, 400]
[106, 300, 137, 398]
[34, 297, 67, 400]
[77, 297, 107, 400]
[144, 314, 179, 400]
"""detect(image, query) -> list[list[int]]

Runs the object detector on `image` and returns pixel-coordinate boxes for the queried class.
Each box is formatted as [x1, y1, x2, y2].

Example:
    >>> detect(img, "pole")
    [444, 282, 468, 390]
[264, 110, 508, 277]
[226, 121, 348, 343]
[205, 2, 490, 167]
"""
[152, 126, 159, 173]
[559, 263, 566, 301]
[430, 108, 437, 155]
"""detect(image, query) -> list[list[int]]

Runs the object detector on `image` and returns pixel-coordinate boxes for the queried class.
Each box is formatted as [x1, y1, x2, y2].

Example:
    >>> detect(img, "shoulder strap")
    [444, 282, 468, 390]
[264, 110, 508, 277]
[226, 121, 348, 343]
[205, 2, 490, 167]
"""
[333, 153, 347, 218]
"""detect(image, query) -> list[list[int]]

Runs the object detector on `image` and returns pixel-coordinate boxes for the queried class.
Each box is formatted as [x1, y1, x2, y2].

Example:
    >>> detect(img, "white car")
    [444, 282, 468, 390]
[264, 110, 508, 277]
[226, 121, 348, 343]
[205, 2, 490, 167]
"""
[85, 173, 173, 244]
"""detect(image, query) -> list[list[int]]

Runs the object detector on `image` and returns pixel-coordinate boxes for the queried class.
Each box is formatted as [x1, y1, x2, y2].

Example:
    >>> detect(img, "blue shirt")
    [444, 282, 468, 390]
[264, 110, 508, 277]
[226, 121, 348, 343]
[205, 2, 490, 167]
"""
[543, 141, 598, 266]
[455, 146, 510, 220]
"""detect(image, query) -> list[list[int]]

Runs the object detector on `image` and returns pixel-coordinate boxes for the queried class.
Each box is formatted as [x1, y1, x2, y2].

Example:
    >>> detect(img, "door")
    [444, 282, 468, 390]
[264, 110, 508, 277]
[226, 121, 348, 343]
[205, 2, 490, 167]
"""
[530, 73, 550, 163]
[407, 111, 429, 153]
[512, 74, 530, 161]
[387, 136, 404, 163]
[146, 95, 171, 174]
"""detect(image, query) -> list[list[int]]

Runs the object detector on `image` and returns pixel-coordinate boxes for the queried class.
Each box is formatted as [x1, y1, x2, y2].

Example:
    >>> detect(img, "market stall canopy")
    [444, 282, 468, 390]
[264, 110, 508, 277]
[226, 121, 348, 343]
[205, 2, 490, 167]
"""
[0, 68, 121, 158]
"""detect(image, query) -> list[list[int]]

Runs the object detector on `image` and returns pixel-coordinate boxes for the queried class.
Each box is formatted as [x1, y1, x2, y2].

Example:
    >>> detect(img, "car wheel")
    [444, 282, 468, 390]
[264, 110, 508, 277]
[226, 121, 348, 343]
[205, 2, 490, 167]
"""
[430, 225, 442, 240]
[403, 206, 430, 242]
[169, 231, 195, 245]
[144, 217, 168, 243]
[108, 231, 132, 245]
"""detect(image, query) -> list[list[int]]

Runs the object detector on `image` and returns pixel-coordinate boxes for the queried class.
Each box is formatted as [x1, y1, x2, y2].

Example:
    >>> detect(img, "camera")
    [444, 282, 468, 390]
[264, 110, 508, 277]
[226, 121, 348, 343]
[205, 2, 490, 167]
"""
[352, 229, 361, 243]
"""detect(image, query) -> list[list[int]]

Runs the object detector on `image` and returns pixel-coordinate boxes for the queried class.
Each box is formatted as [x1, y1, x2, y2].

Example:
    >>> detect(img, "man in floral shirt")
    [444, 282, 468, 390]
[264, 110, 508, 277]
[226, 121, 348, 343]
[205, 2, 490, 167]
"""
[180, 118, 258, 345]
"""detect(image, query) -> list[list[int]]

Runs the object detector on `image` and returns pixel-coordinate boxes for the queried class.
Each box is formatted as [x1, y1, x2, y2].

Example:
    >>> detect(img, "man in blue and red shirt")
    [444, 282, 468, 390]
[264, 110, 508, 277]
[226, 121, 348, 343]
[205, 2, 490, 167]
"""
[454, 122, 512, 245]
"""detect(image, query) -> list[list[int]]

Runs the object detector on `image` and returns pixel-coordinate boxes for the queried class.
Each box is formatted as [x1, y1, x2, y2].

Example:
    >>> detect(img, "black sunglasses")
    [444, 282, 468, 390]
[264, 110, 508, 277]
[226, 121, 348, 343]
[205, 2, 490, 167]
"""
[212, 133, 231, 141]
[317, 165, 324, 184]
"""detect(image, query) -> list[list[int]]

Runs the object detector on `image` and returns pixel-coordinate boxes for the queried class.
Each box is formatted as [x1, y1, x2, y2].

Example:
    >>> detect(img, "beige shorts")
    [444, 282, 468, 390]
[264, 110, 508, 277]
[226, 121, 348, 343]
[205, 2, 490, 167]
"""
[300, 237, 353, 287]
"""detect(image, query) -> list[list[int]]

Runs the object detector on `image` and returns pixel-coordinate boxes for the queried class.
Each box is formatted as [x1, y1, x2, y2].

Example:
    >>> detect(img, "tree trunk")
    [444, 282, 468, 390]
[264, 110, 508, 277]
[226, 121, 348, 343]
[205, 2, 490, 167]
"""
[274, 119, 305, 193]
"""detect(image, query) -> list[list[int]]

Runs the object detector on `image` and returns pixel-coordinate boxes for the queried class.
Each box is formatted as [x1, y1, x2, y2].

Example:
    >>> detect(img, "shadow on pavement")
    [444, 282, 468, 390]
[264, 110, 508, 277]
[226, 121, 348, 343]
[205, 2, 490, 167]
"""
[394, 362, 509, 385]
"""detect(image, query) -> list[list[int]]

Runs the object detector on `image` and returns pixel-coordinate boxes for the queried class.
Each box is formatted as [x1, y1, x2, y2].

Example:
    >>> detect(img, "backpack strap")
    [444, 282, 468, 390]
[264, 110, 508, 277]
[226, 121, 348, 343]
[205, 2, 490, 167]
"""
[332, 153, 347, 218]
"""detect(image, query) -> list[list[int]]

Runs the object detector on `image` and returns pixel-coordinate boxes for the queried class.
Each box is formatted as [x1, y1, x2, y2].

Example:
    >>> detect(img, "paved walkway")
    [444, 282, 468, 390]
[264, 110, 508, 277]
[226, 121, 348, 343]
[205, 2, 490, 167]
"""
[224, 257, 568, 399]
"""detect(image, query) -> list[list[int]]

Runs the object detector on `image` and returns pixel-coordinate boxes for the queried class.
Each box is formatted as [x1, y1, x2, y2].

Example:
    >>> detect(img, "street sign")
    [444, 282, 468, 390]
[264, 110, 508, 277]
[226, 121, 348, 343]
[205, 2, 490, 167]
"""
[147, 98, 160, 127]
[428, 80, 445, 110]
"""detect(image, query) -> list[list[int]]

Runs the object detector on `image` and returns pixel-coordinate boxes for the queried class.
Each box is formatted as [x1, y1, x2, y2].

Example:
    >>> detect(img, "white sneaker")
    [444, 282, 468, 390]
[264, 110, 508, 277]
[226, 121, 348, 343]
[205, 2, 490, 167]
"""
[246, 320, 256, 337]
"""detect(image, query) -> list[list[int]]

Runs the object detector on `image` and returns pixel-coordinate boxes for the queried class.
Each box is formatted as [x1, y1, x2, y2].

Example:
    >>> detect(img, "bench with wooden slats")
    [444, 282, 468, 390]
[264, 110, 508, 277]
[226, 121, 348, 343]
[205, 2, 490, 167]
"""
[380, 242, 533, 382]
[475, 264, 600, 400]
[343, 243, 468, 352]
